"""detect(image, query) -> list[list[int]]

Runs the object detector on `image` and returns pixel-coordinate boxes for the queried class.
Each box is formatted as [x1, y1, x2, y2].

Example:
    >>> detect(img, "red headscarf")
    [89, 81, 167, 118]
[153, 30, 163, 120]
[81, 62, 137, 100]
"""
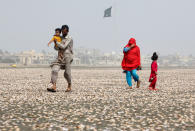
[128, 38, 136, 45]
[121, 38, 141, 71]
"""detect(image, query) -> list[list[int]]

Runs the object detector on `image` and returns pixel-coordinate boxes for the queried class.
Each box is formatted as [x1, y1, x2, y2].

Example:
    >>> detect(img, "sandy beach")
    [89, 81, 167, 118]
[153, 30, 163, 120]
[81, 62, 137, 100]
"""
[0, 68, 194, 130]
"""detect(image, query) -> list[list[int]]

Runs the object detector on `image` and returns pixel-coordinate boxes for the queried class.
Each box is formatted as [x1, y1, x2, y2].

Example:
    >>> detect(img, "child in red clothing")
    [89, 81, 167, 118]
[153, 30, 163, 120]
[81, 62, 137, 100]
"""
[149, 52, 158, 90]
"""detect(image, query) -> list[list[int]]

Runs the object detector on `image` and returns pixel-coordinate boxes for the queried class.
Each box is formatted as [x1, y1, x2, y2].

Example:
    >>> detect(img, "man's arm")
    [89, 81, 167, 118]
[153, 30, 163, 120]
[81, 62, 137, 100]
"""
[56, 38, 72, 49]
[54, 43, 59, 50]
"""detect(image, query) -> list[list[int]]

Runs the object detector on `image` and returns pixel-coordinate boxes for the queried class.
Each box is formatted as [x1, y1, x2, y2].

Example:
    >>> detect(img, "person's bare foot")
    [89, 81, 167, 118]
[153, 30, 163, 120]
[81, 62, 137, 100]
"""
[129, 86, 133, 89]
[65, 84, 71, 92]
[149, 87, 153, 90]
[136, 80, 141, 88]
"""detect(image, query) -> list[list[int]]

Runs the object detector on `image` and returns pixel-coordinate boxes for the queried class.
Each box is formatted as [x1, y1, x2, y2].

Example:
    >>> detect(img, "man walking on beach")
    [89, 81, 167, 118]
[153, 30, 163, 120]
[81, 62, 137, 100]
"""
[47, 25, 73, 92]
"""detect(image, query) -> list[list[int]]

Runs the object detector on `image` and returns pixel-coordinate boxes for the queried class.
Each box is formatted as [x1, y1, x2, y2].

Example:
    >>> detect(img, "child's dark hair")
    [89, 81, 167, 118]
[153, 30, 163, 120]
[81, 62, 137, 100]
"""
[55, 28, 61, 33]
[151, 52, 158, 61]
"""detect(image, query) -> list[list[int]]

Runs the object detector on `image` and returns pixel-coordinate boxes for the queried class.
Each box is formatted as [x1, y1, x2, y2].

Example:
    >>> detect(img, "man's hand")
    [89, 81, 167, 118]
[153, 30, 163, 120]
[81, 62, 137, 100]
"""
[54, 39, 57, 44]
[54, 38, 58, 46]
[54, 43, 58, 48]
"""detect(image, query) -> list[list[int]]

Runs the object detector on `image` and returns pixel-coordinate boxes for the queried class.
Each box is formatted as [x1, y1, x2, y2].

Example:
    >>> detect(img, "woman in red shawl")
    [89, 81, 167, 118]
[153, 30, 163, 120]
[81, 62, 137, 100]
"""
[121, 38, 141, 89]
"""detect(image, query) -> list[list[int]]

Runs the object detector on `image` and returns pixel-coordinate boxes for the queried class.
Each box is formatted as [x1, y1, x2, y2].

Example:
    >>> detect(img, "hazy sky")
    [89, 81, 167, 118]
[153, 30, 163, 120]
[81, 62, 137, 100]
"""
[0, 0, 195, 55]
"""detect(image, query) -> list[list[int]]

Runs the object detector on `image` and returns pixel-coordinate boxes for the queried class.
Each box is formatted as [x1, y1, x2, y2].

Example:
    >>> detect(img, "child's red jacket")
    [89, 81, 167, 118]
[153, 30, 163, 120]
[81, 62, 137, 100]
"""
[149, 61, 158, 82]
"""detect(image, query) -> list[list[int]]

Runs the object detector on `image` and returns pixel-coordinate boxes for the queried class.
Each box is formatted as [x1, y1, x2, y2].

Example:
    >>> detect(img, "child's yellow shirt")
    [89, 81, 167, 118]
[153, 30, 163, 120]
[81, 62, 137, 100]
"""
[51, 36, 61, 42]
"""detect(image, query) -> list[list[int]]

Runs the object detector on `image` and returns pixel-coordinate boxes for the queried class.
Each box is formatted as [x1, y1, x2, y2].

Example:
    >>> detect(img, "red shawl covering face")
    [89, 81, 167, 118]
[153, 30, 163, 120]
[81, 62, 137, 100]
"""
[121, 38, 141, 71]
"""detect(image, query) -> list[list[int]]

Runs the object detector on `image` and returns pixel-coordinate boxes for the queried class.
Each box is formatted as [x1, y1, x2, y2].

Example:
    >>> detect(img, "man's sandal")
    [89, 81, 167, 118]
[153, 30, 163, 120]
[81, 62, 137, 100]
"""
[65, 88, 71, 92]
[47, 88, 56, 92]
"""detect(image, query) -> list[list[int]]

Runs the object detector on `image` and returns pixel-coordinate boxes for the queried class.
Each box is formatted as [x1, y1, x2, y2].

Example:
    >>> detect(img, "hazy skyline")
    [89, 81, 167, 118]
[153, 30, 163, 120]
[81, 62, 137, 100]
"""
[0, 0, 195, 55]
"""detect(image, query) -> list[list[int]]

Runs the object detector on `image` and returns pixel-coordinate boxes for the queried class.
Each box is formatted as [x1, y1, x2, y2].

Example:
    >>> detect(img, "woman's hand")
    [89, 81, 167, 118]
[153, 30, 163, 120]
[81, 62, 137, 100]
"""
[137, 65, 142, 70]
